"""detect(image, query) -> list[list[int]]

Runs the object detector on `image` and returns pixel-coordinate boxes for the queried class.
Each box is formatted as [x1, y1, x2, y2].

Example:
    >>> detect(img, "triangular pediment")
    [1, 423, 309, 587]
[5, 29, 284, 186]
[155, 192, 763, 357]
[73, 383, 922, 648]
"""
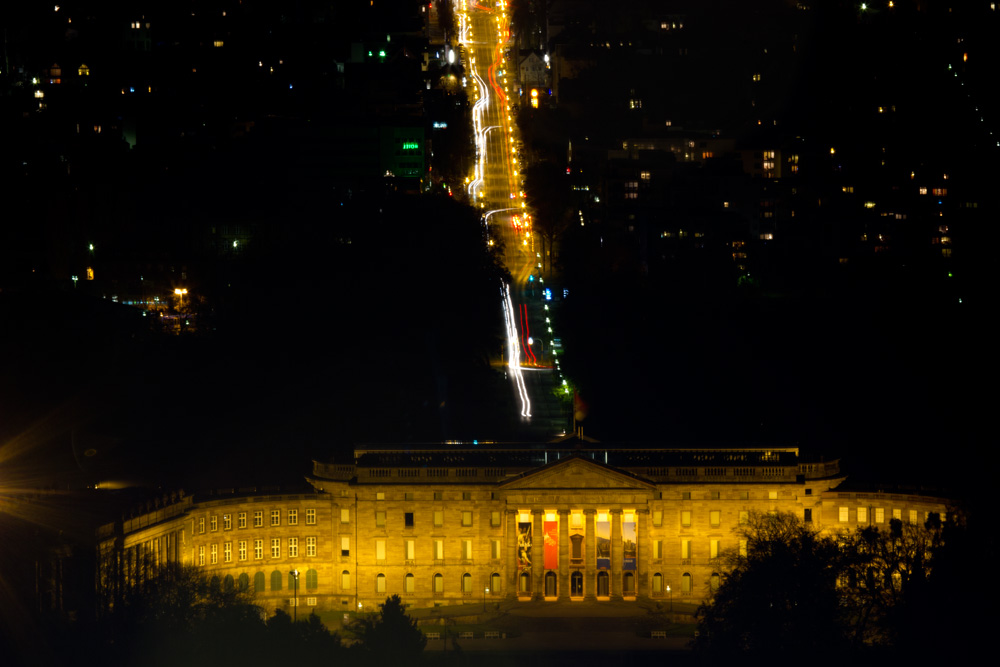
[499, 456, 654, 491]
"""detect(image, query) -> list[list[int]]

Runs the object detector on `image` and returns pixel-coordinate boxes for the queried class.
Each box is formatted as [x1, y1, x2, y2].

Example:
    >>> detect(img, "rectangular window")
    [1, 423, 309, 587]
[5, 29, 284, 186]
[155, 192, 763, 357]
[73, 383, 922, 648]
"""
[341, 536, 350, 557]
[768, 490, 778, 500]
[710, 510, 721, 527]
[342, 571, 350, 589]
[223, 514, 231, 531]
[376, 574, 386, 593]
[462, 511, 473, 527]
[434, 492, 443, 501]
[405, 512, 414, 527]
[571, 513, 583, 529]
[404, 492, 414, 501]
[711, 491, 720, 500]
[876, 508, 885, 523]
[462, 540, 472, 560]
[376, 511, 386, 527]
[710, 539, 720, 559]
[739, 510, 749, 525]
[198, 545, 205, 565]
[254, 511, 263, 528]
[858, 507, 868, 523]
[341, 508, 350, 524]
[909, 509, 918, 524]
[210, 515, 218, 532]
[289, 537, 298, 558]
[434, 540, 444, 560]
[238, 512, 247, 529]
[682, 492, 691, 500]
[462, 492, 472, 500]
[681, 539, 691, 559]
[653, 511, 662, 527]
[491, 539, 501, 559]
[271, 538, 280, 558]
[254, 539, 263, 559]
[306, 537, 316, 557]
[892, 508, 902, 521]
[224, 542, 232, 563]
[405, 540, 415, 560]
[739, 539, 747, 557]
[271, 510, 280, 527]
[376, 492, 385, 500]
[198, 517, 205, 534]
[681, 510, 692, 527]
[804, 508, 812, 523]
[210, 544, 218, 564]
[307, 597, 317, 606]
[434, 510, 444, 527]
[740, 491, 749, 500]
[839, 507, 849, 522]
[653, 540, 662, 559]
[305, 508, 316, 525]
[288, 509, 298, 526]
[376, 539, 386, 560]
[239, 541, 247, 561]
[491, 511, 501, 527]
[405, 575, 415, 593]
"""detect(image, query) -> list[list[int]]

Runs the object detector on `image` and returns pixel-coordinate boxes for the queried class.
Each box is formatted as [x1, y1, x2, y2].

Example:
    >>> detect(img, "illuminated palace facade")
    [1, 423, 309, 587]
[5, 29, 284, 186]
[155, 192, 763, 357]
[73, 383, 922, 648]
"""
[97, 443, 948, 613]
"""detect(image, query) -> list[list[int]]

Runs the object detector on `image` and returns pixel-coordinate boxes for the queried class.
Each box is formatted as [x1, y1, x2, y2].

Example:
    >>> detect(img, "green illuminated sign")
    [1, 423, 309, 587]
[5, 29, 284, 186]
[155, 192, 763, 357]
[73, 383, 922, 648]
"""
[402, 141, 419, 150]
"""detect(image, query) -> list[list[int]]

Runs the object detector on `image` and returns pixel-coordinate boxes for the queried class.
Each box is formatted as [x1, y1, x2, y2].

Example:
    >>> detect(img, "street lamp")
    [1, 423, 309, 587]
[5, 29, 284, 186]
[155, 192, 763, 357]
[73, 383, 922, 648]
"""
[484, 586, 489, 612]
[667, 584, 672, 613]
[290, 569, 299, 622]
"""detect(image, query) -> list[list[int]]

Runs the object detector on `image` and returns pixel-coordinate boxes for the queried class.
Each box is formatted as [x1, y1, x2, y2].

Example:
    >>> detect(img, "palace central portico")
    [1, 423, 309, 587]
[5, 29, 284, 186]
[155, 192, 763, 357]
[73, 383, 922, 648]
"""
[99, 441, 947, 615]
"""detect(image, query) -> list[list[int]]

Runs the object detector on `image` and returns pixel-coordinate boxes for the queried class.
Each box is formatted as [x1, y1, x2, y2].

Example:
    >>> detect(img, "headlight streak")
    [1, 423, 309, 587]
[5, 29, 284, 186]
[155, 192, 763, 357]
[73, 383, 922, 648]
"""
[502, 282, 532, 418]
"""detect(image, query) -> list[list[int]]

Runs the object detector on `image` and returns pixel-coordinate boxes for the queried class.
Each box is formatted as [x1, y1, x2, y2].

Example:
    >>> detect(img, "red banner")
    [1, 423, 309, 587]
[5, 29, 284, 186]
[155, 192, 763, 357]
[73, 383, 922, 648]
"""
[544, 520, 558, 570]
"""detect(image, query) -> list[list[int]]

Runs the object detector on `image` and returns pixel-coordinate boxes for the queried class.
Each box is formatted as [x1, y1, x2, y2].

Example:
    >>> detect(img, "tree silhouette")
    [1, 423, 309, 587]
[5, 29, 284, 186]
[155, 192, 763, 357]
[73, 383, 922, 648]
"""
[349, 594, 426, 665]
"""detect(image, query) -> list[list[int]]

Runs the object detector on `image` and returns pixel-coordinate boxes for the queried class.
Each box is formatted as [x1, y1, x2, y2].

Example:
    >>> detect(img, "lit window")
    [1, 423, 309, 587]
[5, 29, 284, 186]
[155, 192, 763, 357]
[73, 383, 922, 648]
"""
[462, 540, 472, 560]
[271, 538, 280, 559]
[306, 537, 316, 557]
[405, 573, 415, 593]
[254, 511, 263, 528]
[434, 540, 444, 560]
[198, 545, 205, 566]
[681, 573, 692, 593]
[213, 40, 224, 48]
[919, 187, 928, 195]
[710, 510, 721, 527]
[491, 539, 501, 559]
[858, 507, 868, 523]
[238, 512, 246, 529]
[342, 570, 350, 589]
[305, 509, 316, 525]
[768, 490, 778, 500]
[271, 510, 280, 526]
[681, 511, 691, 527]
[653, 511, 662, 527]
[288, 510, 298, 526]
[839, 507, 849, 522]
[341, 508, 350, 524]
[462, 573, 472, 593]
[254, 539, 263, 559]
[238, 541, 247, 561]
[224, 542, 232, 563]
[210, 515, 217, 532]
[434, 573, 444, 593]
[892, 508, 901, 521]
[681, 539, 691, 559]
[710, 539, 720, 559]
[223, 514, 231, 531]
[405, 540, 415, 560]
[434, 511, 444, 527]
[376, 539, 386, 560]
[875, 508, 885, 524]
[491, 511, 501, 527]
[288, 537, 298, 558]
[462, 511, 473, 527]
[376, 492, 385, 500]
[198, 517, 205, 534]
[341, 536, 350, 557]
[376, 573, 386, 593]
[653, 540, 662, 559]
[909, 509, 918, 524]
[210, 544, 217, 564]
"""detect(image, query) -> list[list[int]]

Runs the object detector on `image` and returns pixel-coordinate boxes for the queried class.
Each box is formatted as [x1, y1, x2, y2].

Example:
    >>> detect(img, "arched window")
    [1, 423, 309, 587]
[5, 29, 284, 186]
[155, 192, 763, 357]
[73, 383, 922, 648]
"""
[210, 575, 221, 590]
[519, 571, 531, 594]
[571, 571, 583, 597]
[341, 570, 350, 590]
[305, 569, 318, 590]
[623, 572, 635, 595]
[238, 573, 250, 591]
[376, 573, 386, 593]
[710, 573, 720, 591]
[545, 571, 557, 596]
[433, 573, 444, 593]
[652, 573, 663, 594]
[491, 572, 501, 595]
[462, 573, 472, 593]
[223, 574, 234, 592]
[271, 570, 282, 591]
[597, 571, 610, 597]
[681, 572, 692, 594]
[405, 573, 415, 593]
[254, 572, 265, 592]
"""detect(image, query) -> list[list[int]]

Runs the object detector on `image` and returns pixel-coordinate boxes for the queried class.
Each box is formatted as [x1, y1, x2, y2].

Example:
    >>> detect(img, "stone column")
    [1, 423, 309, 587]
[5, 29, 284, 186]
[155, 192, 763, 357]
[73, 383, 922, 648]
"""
[584, 509, 597, 600]
[532, 510, 544, 599]
[638, 509, 650, 598]
[611, 509, 622, 599]
[558, 509, 570, 599]
[506, 510, 518, 596]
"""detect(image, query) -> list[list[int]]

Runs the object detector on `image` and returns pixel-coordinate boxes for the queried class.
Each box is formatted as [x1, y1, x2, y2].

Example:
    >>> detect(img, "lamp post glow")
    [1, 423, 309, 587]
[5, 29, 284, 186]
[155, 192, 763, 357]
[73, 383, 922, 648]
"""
[484, 586, 489, 612]
[290, 569, 299, 622]
[667, 584, 672, 612]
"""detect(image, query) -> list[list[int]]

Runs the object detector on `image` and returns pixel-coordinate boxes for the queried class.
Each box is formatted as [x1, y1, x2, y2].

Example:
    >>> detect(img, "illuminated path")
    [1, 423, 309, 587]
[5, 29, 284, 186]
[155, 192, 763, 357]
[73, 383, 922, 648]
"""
[460, 1, 569, 435]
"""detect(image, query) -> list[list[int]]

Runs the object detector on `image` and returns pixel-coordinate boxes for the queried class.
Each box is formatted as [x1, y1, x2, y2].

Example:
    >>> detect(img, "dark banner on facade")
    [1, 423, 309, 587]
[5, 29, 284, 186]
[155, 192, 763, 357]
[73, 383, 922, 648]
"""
[596, 518, 611, 570]
[518, 520, 532, 571]
[544, 520, 558, 570]
[570, 519, 584, 565]
[622, 517, 637, 571]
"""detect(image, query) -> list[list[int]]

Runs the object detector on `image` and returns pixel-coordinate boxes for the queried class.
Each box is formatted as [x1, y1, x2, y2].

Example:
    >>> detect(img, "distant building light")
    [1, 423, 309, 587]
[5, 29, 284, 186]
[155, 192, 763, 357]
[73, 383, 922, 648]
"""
[213, 40, 224, 48]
